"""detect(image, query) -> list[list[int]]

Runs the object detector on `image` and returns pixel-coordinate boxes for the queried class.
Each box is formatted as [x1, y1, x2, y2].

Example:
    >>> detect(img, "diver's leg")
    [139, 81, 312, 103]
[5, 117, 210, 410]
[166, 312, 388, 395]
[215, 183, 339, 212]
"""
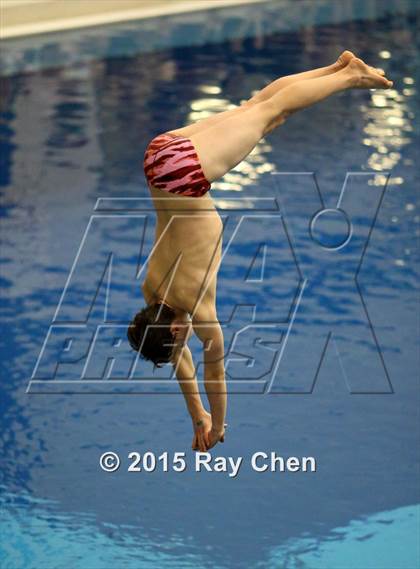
[188, 59, 392, 182]
[246, 49, 384, 106]
[167, 51, 385, 139]
[246, 50, 352, 105]
[167, 58, 340, 140]
[168, 65, 342, 139]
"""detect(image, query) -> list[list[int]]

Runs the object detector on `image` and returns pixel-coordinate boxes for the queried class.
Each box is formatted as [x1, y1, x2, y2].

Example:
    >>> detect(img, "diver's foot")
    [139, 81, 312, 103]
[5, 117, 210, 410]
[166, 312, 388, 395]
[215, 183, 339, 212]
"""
[345, 57, 393, 89]
[335, 50, 386, 77]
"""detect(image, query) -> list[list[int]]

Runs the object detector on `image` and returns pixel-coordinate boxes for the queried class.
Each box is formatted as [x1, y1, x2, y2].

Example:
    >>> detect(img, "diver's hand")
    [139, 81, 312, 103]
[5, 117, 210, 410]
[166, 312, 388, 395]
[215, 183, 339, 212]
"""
[191, 411, 212, 452]
[206, 426, 225, 450]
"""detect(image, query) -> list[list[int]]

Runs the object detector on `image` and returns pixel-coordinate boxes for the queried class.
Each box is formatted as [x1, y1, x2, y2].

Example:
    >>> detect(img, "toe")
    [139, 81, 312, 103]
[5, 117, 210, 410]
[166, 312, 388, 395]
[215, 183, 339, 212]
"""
[338, 50, 355, 66]
[381, 77, 393, 88]
[371, 66, 385, 76]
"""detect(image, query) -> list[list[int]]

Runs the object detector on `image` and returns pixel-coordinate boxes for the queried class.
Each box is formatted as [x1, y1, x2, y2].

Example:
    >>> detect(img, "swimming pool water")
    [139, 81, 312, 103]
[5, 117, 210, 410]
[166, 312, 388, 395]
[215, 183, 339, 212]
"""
[0, 1, 419, 568]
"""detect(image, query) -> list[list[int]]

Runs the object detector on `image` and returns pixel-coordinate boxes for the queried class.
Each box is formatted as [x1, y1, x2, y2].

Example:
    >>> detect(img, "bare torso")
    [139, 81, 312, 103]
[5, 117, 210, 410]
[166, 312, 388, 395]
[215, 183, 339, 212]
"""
[143, 185, 223, 318]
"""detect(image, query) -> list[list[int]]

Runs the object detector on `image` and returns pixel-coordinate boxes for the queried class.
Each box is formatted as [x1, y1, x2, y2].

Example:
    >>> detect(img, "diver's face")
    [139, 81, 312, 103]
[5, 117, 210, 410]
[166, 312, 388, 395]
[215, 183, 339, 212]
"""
[170, 316, 193, 346]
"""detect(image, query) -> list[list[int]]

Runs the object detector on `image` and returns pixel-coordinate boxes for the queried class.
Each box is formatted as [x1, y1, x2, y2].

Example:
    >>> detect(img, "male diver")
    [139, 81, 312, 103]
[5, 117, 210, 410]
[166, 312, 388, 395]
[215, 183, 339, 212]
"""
[127, 52, 393, 452]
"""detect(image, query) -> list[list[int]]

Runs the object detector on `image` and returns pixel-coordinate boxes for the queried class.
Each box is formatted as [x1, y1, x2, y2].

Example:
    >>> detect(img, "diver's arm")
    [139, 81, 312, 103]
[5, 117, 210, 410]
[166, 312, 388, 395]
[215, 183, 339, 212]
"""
[171, 344, 206, 421]
[192, 316, 227, 435]
[172, 345, 211, 452]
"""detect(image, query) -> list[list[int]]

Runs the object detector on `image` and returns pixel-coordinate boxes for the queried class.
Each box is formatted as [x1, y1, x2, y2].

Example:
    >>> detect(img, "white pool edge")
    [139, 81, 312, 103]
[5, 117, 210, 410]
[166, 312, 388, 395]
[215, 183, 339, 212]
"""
[0, 0, 267, 40]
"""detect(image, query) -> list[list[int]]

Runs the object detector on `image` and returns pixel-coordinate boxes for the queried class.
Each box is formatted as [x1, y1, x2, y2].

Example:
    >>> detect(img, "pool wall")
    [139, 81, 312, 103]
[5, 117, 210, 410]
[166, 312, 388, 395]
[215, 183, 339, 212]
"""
[0, 0, 418, 76]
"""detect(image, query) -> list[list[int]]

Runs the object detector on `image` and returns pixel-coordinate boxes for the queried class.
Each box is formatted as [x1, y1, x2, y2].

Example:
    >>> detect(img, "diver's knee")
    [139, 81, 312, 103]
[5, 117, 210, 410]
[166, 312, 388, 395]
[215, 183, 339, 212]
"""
[262, 105, 288, 135]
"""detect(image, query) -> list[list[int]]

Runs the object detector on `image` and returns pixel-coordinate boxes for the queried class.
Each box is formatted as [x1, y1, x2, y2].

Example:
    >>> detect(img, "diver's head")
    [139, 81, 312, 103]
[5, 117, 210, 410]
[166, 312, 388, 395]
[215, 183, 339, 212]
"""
[127, 301, 192, 366]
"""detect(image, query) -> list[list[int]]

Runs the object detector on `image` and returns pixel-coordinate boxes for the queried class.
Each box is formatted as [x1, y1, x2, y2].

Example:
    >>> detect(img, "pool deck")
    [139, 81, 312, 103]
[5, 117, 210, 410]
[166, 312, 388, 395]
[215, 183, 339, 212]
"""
[0, 0, 266, 39]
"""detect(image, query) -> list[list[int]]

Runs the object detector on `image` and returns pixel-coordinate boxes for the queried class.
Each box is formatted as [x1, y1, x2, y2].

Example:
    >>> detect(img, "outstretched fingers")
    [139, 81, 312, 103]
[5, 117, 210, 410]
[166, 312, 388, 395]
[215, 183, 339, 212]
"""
[192, 433, 198, 451]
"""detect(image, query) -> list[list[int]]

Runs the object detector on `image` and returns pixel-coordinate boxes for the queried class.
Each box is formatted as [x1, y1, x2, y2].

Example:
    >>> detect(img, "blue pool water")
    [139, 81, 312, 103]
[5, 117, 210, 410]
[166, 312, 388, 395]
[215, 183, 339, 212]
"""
[1, 1, 419, 568]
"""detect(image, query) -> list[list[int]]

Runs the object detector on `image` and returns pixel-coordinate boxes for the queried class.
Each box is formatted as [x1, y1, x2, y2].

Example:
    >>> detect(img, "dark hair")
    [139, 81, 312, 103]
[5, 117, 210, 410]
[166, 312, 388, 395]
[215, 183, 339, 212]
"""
[127, 303, 176, 367]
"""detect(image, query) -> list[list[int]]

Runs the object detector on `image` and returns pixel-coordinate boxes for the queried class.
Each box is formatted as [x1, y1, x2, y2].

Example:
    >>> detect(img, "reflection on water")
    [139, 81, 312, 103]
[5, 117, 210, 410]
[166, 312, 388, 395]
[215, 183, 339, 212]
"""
[0, 487, 218, 569]
[261, 504, 420, 569]
[0, 3, 419, 569]
[363, 77, 415, 180]
[1, 487, 418, 569]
